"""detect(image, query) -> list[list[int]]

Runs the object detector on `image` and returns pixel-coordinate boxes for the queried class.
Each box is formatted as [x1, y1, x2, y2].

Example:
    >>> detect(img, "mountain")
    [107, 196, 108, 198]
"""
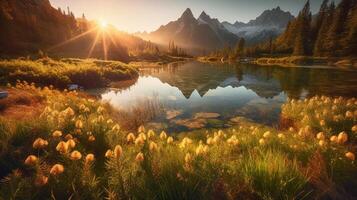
[0, 0, 151, 61]
[136, 8, 239, 53]
[222, 7, 294, 45]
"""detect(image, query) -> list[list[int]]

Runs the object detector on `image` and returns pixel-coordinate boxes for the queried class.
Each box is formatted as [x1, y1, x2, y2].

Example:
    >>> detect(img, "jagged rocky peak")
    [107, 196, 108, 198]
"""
[180, 8, 195, 21]
[198, 11, 210, 20]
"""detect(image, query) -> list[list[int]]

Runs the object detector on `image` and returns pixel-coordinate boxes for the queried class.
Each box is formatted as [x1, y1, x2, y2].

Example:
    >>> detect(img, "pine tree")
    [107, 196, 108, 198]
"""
[293, 0, 312, 56]
[311, 0, 329, 44]
[326, 0, 352, 56]
[314, 2, 335, 56]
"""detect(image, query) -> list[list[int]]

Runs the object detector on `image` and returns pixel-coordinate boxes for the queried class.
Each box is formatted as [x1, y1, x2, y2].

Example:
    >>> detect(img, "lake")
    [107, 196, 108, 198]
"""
[94, 61, 357, 132]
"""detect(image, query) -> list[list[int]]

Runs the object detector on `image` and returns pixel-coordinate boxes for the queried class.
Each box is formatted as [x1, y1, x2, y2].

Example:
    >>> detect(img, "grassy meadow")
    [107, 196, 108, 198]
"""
[0, 58, 138, 89]
[0, 82, 356, 199]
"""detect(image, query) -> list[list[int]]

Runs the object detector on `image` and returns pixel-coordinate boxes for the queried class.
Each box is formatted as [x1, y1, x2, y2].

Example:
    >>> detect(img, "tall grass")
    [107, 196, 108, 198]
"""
[0, 58, 138, 89]
[0, 82, 356, 199]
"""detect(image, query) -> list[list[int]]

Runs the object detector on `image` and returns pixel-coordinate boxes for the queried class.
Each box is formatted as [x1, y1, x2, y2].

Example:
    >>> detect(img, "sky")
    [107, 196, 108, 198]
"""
[49, 0, 339, 33]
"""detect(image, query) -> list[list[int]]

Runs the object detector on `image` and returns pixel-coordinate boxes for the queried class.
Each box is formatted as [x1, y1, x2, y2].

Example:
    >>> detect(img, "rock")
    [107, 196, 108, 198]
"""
[172, 118, 207, 129]
[166, 110, 182, 120]
[0, 91, 9, 99]
[194, 112, 220, 119]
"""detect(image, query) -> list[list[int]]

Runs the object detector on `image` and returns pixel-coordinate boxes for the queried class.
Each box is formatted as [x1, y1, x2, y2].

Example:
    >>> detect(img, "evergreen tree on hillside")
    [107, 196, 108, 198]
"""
[325, 0, 353, 56]
[311, 0, 329, 44]
[343, 2, 357, 56]
[314, 2, 335, 56]
[235, 38, 245, 57]
[293, 0, 312, 56]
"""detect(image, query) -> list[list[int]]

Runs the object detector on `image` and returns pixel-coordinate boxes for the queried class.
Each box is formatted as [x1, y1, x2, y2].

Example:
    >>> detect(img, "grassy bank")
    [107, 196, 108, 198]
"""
[0, 82, 356, 199]
[0, 58, 138, 89]
[254, 56, 357, 67]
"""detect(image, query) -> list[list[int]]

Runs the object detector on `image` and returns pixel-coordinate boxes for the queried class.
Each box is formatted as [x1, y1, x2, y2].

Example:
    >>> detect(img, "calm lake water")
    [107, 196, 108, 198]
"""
[94, 61, 357, 132]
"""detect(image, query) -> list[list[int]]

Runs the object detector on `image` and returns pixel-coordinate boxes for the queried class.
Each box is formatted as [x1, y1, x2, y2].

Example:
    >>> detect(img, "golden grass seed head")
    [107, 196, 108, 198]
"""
[50, 164, 64, 176]
[70, 150, 82, 160]
[114, 145, 123, 159]
[135, 152, 144, 162]
[24, 155, 38, 166]
[52, 130, 62, 137]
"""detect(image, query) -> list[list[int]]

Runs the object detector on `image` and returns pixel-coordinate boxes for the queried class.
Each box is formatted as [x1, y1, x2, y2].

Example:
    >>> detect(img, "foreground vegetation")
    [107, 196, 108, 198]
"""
[0, 58, 138, 89]
[0, 82, 356, 199]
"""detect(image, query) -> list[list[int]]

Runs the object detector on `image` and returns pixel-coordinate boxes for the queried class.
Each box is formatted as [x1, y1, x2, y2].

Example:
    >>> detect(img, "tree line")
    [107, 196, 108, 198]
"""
[250, 0, 357, 57]
[210, 0, 357, 58]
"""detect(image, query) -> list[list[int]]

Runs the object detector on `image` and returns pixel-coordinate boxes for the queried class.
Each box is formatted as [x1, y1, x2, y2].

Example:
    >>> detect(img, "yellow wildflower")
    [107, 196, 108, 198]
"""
[50, 164, 64, 176]
[185, 153, 192, 163]
[105, 150, 113, 158]
[138, 125, 146, 133]
[167, 137, 174, 144]
[56, 141, 69, 154]
[345, 152, 355, 161]
[114, 145, 123, 159]
[330, 135, 338, 143]
[316, 132, 325, 140]
[127, 133, 136, 143]
[66, 139, 76, 149]
[85, 154, 95, 164]
[75, 120, 83, 129]
[70, 150, 82, 160]
[33, 138, 48, 149]
[337, 132, 348, 144]
[160, 131, 167, 140]
[149, 142, 158, 152]
[112, 124, 120, 131]
[259, 138, 265, 146]
[263, 131, 271, 138]
[135, 152, 144, 162]
[88, 135, 96, 142]
[52, 130, 62, 138]
[24, 155, 38, 166]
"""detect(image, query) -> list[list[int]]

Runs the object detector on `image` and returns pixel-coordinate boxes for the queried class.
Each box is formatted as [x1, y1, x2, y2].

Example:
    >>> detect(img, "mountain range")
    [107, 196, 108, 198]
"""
[136, 7, 294, 53]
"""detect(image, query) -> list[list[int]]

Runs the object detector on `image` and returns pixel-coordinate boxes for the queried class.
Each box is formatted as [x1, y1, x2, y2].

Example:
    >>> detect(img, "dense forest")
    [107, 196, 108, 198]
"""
[212, 0, 357, 58]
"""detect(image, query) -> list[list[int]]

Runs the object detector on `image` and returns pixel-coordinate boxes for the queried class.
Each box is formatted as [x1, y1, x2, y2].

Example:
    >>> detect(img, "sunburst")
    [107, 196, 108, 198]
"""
[48, 20, 117, 60]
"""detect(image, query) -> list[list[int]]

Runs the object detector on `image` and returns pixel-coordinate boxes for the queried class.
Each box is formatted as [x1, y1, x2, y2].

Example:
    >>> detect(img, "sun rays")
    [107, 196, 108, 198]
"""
[47, 21, 117, 60]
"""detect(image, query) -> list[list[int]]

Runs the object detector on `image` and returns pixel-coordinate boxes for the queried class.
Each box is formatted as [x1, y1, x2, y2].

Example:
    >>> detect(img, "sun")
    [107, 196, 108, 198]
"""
[99, 20, 108, 29]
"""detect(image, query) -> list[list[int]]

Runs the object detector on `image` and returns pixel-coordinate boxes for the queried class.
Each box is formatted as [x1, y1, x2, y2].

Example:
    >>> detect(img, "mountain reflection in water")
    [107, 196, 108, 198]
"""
[100, 61, 357, 132]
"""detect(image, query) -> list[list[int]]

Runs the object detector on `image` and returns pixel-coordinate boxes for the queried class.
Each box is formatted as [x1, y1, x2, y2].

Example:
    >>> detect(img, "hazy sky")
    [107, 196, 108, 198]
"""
[49, 0, 339, 33]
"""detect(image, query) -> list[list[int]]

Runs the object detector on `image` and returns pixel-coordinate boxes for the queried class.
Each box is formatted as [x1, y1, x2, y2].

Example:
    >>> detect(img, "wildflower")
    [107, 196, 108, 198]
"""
[259, 138, 265, 146]
[97, 106, 105, 113]
[97, 115, 104, 122]
[75, 120, 83, 129]
[207, 137, 214, 145]
[64, 107, 75, 116]
[66, 139, 76, 149]
[135, 152, 144, 162]
[52, 130, 62, 137]
[105, 150, 113, 158]
[147, 130, 155, 139]
[352, 125, 357, 132]
[316, 132, 325, 140]
[88, 135, 96, 142]
[114, 145, 123, 159]
[160, 131, 167, 140]
[149, 142, 158, 152]
[127, 133, 136, 143]
[185, 153, 192, 163]
[70, 150, 82, 160]
[167, 137, 174, 144]
[65, 134, 73, 140]
[330, 135, 338, 143]
[138, 125, 145, 133]
[319, 120, 326, 127]
[135, 137, 145, 145]
[138, 133, 147, 140]
[195, 144, 208, 155]
[112, 124, 120, 131]
[318, 140, 326, 147]
[107, 119, 113, 124]
[277, 133, 285, 139]
[345, 152, 355, 161]
[263, 131, 271, 138]
[289, 127, 295, 132]
[337, 132, 348, 144]
[56, 141, 69, 154]
[24, 155, 38, 166]
[35, 175, 48, 186]
[50, 164, 64, 176]
[180, 137, 193, 149]
[33, 138, 48, 149]
[346, 111, 353, 118]
[85, 154, 95, 164]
